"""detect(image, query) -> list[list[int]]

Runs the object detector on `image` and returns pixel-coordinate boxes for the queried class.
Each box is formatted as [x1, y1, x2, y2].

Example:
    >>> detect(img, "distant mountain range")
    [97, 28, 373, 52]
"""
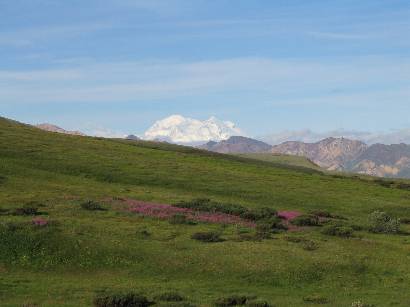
[200, 136, 410, 178]
[33, 118, 410, 178]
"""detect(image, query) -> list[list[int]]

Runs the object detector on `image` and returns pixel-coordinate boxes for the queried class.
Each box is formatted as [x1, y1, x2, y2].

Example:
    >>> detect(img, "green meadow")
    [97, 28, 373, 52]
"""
[1, 117, 410, 306]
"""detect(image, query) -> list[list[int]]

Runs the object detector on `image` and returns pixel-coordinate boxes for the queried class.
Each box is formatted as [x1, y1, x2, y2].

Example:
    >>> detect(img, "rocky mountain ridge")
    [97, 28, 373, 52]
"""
[35, 123, 85, 136]
[199, 135, 410, 178]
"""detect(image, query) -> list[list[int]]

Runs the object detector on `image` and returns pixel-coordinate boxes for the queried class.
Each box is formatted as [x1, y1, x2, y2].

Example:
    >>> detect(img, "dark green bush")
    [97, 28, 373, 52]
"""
[245, 300, 271, 307]
[13, 206, 39, 216]
[155, 292, 185, 302]
[290, 214, 319, 226]
[169, 214, 196, 225]
[93, 292, 154, 307]
[215, 295, 251, 306]
[175, 199, 277, 222]
[301, 240, 318, 251]
[400, 218, 410, 224]
[302, 295, 328, 304]
[175, 199, 247, 216]
[81, 200, 106, 211]
[309, 210, 347, 220]
[368, 211, 400, 234]
[136, 229, 151, 239]
[256, 217, 287, 235]
[321, 224, 354, 237]
[240, 207, 277, 221]
[191, 231, 224, 243]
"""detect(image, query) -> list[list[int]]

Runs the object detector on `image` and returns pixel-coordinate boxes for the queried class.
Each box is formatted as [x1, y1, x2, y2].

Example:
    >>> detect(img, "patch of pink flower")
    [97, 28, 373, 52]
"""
[278, 211, 302, 232]
[278, 211, 301, 221]
[32, 217, 48, 227]
[125, 199, 255, 227]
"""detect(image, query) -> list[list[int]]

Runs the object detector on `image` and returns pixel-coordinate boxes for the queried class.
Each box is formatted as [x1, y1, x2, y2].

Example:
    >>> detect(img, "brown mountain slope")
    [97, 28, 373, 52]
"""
[271, 137, 367, 171]
[198, 136, 272, 153]
[35, 123, 85, 136]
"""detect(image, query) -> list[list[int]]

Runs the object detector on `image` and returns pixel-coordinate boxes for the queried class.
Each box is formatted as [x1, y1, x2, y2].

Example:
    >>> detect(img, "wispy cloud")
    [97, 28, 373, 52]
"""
[0, 56, 409, 105]
[307, 31, 369, 40]
[0, 23, 111, 47]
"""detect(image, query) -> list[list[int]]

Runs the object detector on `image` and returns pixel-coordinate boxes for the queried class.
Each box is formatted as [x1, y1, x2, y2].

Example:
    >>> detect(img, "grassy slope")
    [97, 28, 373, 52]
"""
[236, 153, 320, 169]
[1, 117, 410, 306]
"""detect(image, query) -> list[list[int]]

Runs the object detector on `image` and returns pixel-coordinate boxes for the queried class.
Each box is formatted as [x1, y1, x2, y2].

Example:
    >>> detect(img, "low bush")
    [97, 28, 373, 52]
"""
[13, 206, 39, 216]
[256, 217, 287, 234]
[81, 200, 106, 211]
[93, 292, 154, 307]
[136, 229, 151, 239]
[155, 292, 185, 302]
[175, 199, 247, 216]
[302, 295, 328, 304]
[169, 214, 196, 225]
[290, 215, 320, 226]
[240, 207, 277, 221]
[302, 240, 318, 251]
[309, 210, 347, 220]
[400, 218, 410, 224]
[191, 231, 224, 243]
[368, 211, 400, 234]
[321, 224, 354, 237]
[0, 207, 10, 215]
[283, 236, 305, 243]
[175, 199, 277, 222]
[215, 295, 253, 306]
[283, 236, 318, 250]
[245, 300, 271, 307]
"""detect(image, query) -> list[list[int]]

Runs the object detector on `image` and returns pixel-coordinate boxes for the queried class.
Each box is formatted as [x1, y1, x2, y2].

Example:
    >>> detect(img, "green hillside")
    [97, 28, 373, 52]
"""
[236, 153, 320, 170]
[1, 117, 410, 306]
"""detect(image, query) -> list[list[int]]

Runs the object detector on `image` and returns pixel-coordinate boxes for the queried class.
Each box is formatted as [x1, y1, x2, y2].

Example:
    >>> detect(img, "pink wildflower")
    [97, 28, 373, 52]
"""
[32, 217, 48, 227]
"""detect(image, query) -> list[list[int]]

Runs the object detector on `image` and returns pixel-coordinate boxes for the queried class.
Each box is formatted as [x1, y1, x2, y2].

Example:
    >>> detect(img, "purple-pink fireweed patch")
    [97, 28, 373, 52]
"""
[278, 211, 301, 221]
[125, 199, 255, 227]
[32, 217, 48, 227]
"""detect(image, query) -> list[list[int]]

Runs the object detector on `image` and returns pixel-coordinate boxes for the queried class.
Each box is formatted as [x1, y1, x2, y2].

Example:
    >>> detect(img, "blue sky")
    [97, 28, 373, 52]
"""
[1, 0, 409, 137]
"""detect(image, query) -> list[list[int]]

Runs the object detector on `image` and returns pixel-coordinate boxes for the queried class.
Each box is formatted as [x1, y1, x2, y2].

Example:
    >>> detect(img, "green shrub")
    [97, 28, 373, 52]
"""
[155, 292, 185, 302]
[321, 224, 354, 237]
[290, 215, 319, 226]
[368, 211, 400, 234]
[81, 200, 106, 211]
[309, 210, 347, 220]
[302, 295, 328, 304]
[175, 199, 277, 222]
[13, 206, 39, 216]
[191, 231, 224, 242]
[400, 218, 410, 224]
[302, 240, 318, 251]
[245, 300, 271, 307]
[169, 214, 196, 225]
[136, 229, 151, 239]
[175, 199, 247, 216]
[93, 292, 154, 307]
[215, 295, 252, 306]
[240, 207, 277, 221]
[256, 217, 287, 234]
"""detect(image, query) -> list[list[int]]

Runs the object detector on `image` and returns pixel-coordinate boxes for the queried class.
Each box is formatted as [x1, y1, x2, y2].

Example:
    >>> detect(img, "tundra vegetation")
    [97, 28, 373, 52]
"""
[0, 117, 410, 306]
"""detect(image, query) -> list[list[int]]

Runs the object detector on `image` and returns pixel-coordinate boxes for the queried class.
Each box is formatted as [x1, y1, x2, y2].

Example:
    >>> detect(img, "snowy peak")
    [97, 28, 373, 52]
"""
[144, 114, 243, 144]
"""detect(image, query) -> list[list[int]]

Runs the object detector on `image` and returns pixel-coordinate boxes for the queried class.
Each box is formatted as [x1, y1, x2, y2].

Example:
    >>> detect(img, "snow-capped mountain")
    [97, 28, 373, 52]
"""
[144, 115, 243, 144]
